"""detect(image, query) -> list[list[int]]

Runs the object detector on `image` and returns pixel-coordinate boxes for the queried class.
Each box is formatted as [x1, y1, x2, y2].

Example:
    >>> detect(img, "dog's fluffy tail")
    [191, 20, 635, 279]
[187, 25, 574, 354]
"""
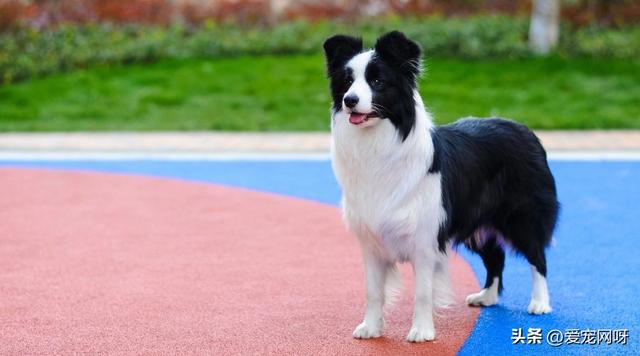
[433, 256, 455, 314]
[384, 264, 403, 306]
[383, 255, 454, 311]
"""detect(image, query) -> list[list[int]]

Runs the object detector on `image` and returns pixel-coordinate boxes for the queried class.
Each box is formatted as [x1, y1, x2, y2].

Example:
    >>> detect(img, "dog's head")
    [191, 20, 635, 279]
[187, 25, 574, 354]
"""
[323, 31, 422, 140]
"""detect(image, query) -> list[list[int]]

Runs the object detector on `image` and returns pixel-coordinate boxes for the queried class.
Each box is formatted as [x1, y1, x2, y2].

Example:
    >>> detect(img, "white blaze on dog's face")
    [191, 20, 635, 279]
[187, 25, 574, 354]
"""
[323, 32, 423, 139]
[342, 51, 380, 127]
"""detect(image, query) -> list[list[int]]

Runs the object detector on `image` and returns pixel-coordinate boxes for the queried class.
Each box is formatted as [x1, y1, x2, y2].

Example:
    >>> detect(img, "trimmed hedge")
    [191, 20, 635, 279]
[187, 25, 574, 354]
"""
[2, 16, 639, 84]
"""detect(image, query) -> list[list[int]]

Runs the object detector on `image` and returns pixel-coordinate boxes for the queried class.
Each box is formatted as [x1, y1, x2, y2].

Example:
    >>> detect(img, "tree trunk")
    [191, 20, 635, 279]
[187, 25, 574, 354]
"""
[529, 0, 560, 54]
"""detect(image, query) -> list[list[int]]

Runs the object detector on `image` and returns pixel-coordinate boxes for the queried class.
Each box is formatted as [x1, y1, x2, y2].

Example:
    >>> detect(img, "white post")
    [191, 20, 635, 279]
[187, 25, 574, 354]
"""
[529, 0, 560, 54]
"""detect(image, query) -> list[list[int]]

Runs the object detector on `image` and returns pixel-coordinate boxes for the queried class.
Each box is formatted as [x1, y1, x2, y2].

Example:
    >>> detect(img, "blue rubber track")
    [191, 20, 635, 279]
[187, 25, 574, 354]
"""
[2, 159, 638, 355]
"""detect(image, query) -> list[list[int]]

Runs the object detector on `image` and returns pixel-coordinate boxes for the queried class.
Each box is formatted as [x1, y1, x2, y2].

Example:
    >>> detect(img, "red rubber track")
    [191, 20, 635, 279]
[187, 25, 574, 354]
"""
[0, 168, 480, 355]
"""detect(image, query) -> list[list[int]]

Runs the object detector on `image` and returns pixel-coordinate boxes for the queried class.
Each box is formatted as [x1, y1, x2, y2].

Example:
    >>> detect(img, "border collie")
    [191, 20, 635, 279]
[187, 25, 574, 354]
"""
[323, 31, 559, 342]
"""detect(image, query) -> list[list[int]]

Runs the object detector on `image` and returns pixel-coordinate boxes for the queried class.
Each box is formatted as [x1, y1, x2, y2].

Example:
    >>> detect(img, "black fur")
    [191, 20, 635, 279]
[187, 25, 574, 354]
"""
[374, 31, 421, 83]
[368, 31, 421, 140]
[323, 35, 363, 111]
[430, 118, 560, 290]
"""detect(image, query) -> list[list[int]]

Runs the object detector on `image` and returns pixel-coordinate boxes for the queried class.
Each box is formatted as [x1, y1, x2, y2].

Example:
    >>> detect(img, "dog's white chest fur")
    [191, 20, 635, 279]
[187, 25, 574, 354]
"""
[330, 96, 444, 262]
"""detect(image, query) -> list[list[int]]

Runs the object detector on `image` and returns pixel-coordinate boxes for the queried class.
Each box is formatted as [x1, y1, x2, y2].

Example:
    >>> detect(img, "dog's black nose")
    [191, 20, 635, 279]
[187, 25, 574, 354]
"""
[343, 95, 359, 108]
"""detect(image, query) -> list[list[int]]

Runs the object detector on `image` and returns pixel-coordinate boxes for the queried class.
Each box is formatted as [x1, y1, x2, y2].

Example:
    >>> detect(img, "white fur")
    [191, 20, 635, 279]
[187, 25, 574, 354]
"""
[331, 54, 452, 342]
[465, 276, 500, 306]
[528, 265, 552, 314]
[345, 51, 375, 115]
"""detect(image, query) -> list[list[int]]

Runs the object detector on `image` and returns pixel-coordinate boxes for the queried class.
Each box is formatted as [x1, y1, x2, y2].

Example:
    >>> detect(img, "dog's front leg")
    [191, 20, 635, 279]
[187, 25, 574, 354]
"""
[353, 247, 387, 339]
[407, 250, 436, 342]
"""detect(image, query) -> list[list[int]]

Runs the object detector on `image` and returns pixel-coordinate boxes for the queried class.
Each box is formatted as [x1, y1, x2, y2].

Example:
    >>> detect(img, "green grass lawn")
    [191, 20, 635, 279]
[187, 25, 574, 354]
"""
[0, 55, 638, 131]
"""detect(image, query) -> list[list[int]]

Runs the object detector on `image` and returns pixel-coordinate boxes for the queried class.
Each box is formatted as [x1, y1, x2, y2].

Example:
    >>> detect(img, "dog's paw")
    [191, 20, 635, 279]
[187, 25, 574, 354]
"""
[406, 325, 436, 342]
[352, 322, 382, 339]
[465, 289, 499, 307]
[527, 299, 552, 315]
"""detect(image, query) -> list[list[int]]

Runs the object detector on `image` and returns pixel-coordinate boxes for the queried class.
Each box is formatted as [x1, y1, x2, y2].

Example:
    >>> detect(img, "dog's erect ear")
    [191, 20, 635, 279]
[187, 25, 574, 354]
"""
[323, 35, 363, 73]
[374, 31, 422, 80]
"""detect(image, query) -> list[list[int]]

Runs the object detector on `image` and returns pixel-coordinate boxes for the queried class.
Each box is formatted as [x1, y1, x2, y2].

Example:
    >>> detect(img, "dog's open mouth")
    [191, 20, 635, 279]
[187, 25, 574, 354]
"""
[349, 112, 379, 125]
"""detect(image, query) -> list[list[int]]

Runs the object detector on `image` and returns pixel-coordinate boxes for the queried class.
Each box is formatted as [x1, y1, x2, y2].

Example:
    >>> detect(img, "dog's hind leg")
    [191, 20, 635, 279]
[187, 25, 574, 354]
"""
[465, 238, 505, 307]
[352, 248, 390, 339]
[525, 248, 552, 314]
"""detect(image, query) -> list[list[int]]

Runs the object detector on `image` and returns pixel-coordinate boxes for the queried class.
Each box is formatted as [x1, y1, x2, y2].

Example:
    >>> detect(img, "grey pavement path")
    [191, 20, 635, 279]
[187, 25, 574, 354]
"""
[0, 131, 638, 159]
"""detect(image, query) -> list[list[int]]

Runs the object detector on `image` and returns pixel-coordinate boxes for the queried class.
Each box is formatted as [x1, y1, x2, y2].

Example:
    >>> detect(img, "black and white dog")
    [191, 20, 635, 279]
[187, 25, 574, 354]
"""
[323, 31, 559, 342]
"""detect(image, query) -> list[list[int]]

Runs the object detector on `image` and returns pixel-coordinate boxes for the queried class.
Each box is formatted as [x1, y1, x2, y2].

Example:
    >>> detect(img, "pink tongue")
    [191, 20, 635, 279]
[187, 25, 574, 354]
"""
[349, 113, 367, 125]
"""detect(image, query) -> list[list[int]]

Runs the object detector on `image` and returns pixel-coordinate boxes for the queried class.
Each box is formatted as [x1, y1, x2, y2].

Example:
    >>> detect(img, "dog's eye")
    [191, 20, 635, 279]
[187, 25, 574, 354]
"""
[345, 77, 353, 86]
[372, 79, 384, 88]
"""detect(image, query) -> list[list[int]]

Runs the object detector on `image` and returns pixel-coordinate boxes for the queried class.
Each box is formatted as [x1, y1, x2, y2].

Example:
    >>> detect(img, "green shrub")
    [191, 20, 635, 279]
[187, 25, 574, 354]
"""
[1, 16, 638, 84]
[563, 26, 640, 58]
